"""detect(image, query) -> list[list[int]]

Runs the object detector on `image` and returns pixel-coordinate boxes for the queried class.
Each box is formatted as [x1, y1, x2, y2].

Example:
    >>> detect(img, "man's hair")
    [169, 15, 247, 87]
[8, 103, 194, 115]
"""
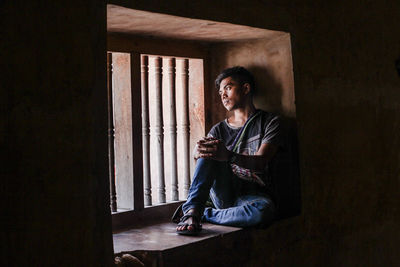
[215, 66, 255, 94]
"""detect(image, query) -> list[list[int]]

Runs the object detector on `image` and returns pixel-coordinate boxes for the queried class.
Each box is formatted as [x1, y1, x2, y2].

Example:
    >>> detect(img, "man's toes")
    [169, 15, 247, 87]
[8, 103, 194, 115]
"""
[177, 225, 186, 231]
[187, 225, 194, 231]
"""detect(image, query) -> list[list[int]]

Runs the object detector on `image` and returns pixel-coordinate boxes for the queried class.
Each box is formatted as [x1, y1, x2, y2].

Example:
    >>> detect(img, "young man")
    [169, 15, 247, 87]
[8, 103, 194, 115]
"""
[174, 66, 282, 235]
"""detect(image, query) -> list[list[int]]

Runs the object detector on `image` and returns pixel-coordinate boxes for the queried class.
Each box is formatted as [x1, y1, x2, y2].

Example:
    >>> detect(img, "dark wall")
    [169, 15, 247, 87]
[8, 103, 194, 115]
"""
[1, 1, 114, 266]
[2, 0, 400, 266]
[286, 1, 400, 266]
[110, 0, 400, 266]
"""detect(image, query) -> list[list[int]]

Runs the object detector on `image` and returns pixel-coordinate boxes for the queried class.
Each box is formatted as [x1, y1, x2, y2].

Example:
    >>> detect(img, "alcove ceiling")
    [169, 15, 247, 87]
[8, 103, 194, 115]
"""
[107, 4, 285, 42]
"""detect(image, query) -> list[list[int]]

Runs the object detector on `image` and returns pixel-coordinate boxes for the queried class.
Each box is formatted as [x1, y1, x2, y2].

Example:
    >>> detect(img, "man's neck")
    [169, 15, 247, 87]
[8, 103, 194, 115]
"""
[227, 104, 256, 127]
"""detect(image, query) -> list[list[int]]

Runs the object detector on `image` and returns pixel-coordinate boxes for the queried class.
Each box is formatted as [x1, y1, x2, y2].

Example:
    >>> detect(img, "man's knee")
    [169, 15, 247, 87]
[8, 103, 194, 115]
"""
[249, 200, 275, 226]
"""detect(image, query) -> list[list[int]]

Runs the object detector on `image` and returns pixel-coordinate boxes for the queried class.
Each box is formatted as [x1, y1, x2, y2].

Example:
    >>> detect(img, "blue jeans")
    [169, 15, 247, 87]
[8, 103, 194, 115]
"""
[182, 158, 275, 227]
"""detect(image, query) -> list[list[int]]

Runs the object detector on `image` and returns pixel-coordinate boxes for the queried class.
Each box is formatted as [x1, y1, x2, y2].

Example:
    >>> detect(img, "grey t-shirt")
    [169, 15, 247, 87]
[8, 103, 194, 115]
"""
[207, 110, 282, 196]
[208, 110, 282, 155]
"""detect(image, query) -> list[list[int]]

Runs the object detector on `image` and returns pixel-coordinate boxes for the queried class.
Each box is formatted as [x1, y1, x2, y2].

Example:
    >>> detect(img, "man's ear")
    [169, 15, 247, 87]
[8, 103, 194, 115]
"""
[242, 83, 251, 95]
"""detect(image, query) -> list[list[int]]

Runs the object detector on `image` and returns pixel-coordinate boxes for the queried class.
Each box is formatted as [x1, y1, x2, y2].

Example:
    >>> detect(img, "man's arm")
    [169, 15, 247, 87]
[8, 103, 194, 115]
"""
[229, 142, 278, 170]
[196, 138, 278, 170]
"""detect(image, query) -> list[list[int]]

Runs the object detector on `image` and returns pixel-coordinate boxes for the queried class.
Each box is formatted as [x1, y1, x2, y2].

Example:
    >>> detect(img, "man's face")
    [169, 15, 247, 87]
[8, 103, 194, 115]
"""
[218, 76, 249, 111]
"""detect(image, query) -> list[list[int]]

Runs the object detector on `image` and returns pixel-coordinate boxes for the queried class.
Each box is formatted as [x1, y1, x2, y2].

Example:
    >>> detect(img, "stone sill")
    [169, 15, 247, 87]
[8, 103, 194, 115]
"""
[113, 216, 302, 266]
[113, 220, 249, 266]
[113, 220, 242, 253]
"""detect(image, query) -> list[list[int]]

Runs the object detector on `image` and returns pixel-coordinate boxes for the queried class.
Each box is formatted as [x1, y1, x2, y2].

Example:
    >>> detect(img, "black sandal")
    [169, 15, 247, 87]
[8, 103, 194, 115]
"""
[171, 203, 184, 223]
[176, 213, 202, 236]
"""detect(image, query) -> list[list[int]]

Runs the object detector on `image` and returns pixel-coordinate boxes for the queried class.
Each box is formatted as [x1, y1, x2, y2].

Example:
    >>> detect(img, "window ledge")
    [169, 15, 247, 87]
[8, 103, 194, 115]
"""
[113, 220, 257, 266]
[113, 220, 242, 253]
[113, 217, 302, 266]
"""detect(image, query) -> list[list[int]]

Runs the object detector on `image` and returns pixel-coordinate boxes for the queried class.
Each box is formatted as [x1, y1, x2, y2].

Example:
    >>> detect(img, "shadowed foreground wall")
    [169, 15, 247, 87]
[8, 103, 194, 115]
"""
[2, 0, 400, 266]
[286, 2, 400, 266]
[1, 1, 113, 266]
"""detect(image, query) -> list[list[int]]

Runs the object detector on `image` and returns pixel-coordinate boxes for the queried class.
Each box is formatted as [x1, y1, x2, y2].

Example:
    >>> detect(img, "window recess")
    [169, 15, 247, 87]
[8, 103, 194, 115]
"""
[107, 51, 205, 229]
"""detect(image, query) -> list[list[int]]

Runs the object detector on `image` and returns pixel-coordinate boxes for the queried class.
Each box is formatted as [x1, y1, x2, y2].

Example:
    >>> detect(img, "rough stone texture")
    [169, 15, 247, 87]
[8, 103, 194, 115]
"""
[2, 0, 400, 266]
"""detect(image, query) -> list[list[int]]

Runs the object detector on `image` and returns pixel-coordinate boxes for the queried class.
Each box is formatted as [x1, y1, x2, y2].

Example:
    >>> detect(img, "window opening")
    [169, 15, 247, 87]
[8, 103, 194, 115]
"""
[107, 52, 204, 213]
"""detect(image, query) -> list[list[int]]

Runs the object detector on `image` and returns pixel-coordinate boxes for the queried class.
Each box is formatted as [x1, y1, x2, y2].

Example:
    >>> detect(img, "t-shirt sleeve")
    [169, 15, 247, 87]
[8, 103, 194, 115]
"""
[207, 128, 216, 138]
[261, 115, 282, 147]
[207, 123, 221, 139]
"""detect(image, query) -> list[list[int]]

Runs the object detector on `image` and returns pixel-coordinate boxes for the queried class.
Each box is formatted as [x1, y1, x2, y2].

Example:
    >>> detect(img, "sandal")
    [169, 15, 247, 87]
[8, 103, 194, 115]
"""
[176, 213, 202, 236]
[171, 203, 184, 223]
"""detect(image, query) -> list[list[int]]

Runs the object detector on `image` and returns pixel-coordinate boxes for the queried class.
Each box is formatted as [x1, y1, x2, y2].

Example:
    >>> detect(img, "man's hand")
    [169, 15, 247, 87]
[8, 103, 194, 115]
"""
[193, 137, 232, 161]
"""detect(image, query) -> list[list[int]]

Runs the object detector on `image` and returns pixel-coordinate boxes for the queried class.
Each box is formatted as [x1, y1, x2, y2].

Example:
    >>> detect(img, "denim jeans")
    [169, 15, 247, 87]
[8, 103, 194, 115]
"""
[182, 158, 275, 227]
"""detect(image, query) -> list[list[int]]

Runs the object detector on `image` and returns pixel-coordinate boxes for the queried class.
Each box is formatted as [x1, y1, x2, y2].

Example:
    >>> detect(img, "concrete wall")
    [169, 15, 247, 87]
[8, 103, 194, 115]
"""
[2, 0, 400, 266]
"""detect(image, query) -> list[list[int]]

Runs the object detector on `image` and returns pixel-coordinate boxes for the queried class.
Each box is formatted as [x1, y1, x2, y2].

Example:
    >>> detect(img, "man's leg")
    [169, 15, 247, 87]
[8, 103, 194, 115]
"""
[177, 158, 236, 234]
[182, 158, 235, 215]
[203, 195, 275, 227]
